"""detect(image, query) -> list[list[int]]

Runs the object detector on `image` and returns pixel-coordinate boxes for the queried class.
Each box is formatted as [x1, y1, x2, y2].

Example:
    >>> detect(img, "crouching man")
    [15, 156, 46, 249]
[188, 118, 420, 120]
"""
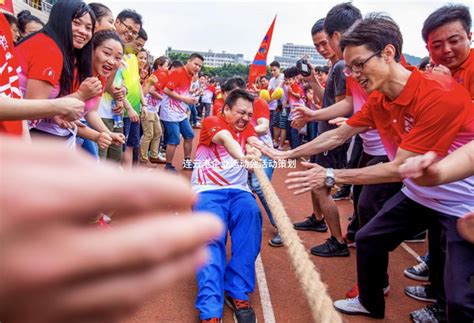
[192, 89, 262, 323]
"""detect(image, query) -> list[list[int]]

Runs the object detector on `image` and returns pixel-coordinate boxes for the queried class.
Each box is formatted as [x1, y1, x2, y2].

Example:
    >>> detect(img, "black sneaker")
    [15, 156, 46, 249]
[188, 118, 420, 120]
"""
[293, 214, 328, 232]
[164, 163, 178, 174]
[405, 284, 436, 302]
[182, 158, 194, 170]
[224, 295, 256, 323]
[310, 236, 350, 257]
[268, 233, 283, 247]
[332, 186, 351, 200]
[410, 304, 446, 323]
[404, 261, 429, 281]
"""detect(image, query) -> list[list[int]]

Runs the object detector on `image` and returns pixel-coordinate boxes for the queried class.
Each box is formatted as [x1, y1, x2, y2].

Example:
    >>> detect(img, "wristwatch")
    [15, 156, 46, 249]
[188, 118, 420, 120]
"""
[325, 168, 336, 188]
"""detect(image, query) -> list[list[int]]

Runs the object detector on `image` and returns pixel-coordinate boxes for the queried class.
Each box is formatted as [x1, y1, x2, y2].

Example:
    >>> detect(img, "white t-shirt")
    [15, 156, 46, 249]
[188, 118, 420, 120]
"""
[268, 74, 284, 110]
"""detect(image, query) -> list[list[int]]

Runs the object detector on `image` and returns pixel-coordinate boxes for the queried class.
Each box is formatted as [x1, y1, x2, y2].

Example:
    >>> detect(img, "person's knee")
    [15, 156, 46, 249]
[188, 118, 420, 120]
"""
[355, 225, 373, 245]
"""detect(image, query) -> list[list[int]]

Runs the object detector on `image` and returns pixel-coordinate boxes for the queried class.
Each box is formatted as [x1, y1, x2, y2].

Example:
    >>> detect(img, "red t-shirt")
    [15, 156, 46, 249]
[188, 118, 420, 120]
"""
[252, 97, 270, 121]
[0, 13, 23, 135]
[208, 84, 216, 94]
[200, 114, 256, 146]
[192, 115, 256, 192]
[160, 66, 193, 122]
[251, 97, 272, 146]
[212, 95, 225, 116]
[288, 82, 305, 105]
[347, 68, 474, 160]
[152, 69, 169, 92]
[15, 32, 63, 90]
[452, 48, 474, 100]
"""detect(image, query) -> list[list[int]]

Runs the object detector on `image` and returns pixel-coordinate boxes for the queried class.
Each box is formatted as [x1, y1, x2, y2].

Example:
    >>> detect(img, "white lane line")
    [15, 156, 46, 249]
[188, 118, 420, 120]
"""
[255, 254, 276, 323]
[401, 242, 422, 262]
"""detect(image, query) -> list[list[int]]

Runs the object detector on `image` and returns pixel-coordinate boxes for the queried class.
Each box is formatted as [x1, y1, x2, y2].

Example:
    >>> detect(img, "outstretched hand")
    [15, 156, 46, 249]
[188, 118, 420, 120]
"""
[286, 161, 326, 194]
[0, 136, 223, 323]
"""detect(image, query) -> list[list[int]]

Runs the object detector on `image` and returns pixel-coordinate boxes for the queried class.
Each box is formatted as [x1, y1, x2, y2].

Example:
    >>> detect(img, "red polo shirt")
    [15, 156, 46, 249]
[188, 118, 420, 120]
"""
[347, 67, 473, 160]
[451, 48, 474, 100]
[0, 13, 23, 135]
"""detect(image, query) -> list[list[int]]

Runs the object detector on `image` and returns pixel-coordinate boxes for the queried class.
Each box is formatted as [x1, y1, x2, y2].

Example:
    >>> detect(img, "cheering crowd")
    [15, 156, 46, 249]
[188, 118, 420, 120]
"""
[1, 1, 473, 322]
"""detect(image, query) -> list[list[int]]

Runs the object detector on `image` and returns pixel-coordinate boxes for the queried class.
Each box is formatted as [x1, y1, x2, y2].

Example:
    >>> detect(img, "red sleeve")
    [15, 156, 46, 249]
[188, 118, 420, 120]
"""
[212, 100, 224, 116]
[346, 95, 378, 129]
[399, 87, 472, 156]
[16, 34, 63, 86]
[153, 70, 167, 91]
[164, 68, 183, 91]
[199, 116, 228, 146]
[253, 98, 270, 121]
[243, 123, 257, 138]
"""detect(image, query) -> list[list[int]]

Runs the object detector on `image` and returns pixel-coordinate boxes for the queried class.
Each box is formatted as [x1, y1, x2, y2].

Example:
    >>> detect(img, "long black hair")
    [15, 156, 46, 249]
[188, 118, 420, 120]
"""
[43, 0, 96, 96]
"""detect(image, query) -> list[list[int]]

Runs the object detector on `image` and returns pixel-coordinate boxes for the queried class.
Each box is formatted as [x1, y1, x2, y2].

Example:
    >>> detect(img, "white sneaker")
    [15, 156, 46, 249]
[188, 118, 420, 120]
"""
[158, 151, 166, 162]
[334, 297, 372, 316]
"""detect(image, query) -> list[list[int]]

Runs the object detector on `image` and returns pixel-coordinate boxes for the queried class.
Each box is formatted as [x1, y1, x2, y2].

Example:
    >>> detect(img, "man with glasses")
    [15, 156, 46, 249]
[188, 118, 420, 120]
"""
[115, 15, 141, 43]
[259, 13, 474, 321]
[285, 2, 403, 300]
[111, 10, 145, 167]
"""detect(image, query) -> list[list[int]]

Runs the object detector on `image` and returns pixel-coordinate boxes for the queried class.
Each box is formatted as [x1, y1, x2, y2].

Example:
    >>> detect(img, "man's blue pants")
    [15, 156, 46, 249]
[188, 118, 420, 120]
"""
[193, 189, 262, 320]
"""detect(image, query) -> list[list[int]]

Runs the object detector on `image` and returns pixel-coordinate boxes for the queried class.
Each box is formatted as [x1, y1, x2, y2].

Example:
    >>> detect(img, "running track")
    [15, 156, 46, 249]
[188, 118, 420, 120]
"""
[122, 129, 429, 323]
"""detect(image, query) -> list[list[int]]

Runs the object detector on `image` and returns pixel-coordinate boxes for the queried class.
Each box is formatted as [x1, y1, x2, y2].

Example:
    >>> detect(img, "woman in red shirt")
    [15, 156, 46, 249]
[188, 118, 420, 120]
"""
[15, 0, 102, 144]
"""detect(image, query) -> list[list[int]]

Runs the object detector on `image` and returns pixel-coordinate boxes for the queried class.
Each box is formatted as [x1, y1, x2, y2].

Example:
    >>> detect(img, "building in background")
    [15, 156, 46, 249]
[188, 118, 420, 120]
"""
[166, 47, 245, 68]
[8, 0, 51, 22]
[275, 43, 327, 69]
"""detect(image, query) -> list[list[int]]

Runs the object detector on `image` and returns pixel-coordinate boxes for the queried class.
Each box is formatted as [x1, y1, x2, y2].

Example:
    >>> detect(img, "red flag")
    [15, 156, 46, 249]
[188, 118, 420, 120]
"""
[0, 0, 14, 13]
[248, 15, 277, 86]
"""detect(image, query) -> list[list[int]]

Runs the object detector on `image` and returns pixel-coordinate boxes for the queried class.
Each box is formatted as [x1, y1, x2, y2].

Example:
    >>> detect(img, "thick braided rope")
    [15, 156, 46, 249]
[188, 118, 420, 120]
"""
[254, 166, 342, 323]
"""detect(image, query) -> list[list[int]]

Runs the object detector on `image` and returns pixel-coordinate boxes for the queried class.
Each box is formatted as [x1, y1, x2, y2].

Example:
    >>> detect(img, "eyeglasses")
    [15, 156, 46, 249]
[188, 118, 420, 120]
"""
[343, 51, 381, 77]
[118, 20, 139, 38]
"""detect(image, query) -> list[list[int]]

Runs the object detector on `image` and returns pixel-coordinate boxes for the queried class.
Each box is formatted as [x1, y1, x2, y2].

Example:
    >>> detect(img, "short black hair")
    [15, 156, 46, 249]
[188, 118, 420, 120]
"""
[315, 65, 330, 74]
[283, 67, 299, 79]
[340, 13, 403, 62]
[311, 18, 325, 36]
[418, 56, 430, 71]
[324, 2, 362, 37]
[269, 61, 280, 68]
[169, 60, 183, 69]
[422, 4, 471, 43]
[189, 52, 204, 61]
[224, 88, 254, 109]
[221, 77, 246, 93]
[138, 28, 147, 41]
[117, 9, 142, 28]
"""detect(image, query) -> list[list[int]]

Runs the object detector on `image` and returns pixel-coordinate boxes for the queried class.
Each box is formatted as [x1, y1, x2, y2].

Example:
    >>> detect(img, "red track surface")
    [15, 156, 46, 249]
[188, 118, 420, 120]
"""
[122, 129, 428, 323]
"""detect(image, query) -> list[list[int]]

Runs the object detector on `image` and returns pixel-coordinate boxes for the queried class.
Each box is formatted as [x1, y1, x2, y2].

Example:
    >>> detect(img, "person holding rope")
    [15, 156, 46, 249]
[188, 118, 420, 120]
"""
[259, 13, 474, 321]
[192, 89, 262, 323]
